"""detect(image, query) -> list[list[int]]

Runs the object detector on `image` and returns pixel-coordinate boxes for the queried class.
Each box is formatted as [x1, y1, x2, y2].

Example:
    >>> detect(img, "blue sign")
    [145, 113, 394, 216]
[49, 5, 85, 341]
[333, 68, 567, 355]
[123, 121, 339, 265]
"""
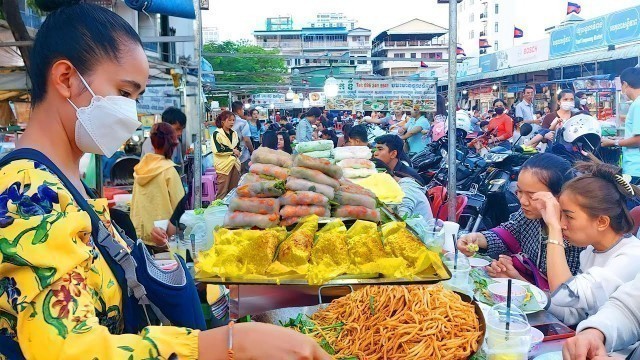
[549, 5, 640, 58]
[479, 53, 498, 73]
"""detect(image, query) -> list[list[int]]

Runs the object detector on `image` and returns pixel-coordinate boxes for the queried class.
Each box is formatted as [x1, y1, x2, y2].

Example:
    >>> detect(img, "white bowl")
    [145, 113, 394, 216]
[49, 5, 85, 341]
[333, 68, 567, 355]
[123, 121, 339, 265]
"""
[488, 282, 527, 307]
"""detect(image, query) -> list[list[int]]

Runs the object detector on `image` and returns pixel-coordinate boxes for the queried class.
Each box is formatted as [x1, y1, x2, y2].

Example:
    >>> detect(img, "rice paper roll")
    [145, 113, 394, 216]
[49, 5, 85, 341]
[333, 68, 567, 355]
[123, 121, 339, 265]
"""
[293, 154, 343, 179]
[333, 146, 373, 161]
[286, 177, 335, 200]
[334, 191, 377, 209]
[280, 217, 303, 227]
[280, 205, 330, 219]
[333, 205, 380, 223]
[289, 167, 340, 189]
[303, 150, 332, 159]
[251, 147, 293, 168]
[249, 163, 289, 181]
[295, 140, 334, 154]
[229, 197, 280, 215]
[338, 178, 376, 199]
[279, 191, 329, 206]
[343, 168, 377, 179]
[336, 158, 376, 169]
[239, 173, 263, 186]
[223, 211, 280, 229]
[236, 180, 286, 198]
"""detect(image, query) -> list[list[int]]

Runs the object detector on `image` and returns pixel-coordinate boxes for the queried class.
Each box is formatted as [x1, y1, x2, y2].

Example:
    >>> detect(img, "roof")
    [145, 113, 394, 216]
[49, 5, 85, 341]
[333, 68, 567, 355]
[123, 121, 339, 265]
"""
[383, 19, 448, 36]
[458, 43, 640, 83]
[349, 27, 372, 34]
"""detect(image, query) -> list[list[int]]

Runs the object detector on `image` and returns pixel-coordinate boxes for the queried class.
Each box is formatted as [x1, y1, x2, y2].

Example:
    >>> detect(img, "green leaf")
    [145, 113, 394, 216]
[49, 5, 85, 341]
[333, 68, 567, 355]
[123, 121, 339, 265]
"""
[128, 355, 134, 360]
[369, 295, 375, 315]
[319, 339, 335, 355]
[31, 219, 50, 245]
[118, 346, 135, 353]
[107, 279, 115, 289]
[72, 320, 93, 335]
[42, 291, 68, 339]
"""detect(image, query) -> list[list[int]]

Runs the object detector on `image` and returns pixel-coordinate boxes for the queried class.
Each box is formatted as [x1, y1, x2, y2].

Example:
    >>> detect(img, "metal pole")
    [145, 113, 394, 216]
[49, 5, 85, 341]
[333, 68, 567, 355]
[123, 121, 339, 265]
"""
[193, 0, 203, 209]
[446, 0, 458, 222]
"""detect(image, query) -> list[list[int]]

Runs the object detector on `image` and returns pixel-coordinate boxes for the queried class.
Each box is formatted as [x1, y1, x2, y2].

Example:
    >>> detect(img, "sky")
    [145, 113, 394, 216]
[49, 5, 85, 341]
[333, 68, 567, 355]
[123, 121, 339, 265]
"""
[202, 0, 640, 44]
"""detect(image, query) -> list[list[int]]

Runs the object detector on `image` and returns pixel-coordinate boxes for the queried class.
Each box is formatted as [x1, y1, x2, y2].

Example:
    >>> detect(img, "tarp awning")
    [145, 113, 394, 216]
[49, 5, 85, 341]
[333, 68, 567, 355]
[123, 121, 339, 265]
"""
[458, 43, 640, 83]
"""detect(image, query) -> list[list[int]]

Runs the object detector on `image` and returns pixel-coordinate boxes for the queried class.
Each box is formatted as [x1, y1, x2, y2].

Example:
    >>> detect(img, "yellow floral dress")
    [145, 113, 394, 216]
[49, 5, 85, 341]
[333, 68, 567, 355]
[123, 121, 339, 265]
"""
[0, 159, 199, 359]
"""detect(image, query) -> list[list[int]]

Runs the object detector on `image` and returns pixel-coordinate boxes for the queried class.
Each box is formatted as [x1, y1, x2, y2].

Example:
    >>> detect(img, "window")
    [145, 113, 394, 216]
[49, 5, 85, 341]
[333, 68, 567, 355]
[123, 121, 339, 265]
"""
[410, 53, 417, 58]
[421, 53, 428, 58]
[393, 53, 406, 58]
[495, 4, 499, 14]
[494, 41, 499, 51]
[470, 30, 475, 39]
[358, 59, 367, 64]
[495, 22, 499, 32]
[470, 13, 474, 22]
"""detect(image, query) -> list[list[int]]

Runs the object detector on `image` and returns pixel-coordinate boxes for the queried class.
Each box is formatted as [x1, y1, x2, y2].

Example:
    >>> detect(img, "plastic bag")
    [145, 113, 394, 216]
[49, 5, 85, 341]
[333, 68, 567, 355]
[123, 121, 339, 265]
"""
[180, 210, 206, 239]
[381, 222, 448, 278]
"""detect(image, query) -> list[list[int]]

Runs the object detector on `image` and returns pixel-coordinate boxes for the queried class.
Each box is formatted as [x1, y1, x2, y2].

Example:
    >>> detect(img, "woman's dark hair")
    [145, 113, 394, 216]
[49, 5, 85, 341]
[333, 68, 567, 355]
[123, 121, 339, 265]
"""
[349, 125, 369, 145]
[277, 131, 293, 154]
[249, 108, 262, 131]
[261, 130, 278, 151]
[321, 129, 338, 148]
[493, 98, 506, 107]
[215, 111, 234, 128]
[436, 94, 447, 116]
[563, 161, 640, 234]
[30, 1, 143, 107]
[150, 122, 178, 159]
[557, 89, 575, 101]
[521, 153, 574, 196]
[342, 123, 353, 144]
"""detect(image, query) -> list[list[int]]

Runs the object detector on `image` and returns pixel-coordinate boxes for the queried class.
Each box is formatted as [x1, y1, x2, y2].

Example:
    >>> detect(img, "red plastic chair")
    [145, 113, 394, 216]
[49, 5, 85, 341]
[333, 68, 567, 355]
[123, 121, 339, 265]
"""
[432, 192, 468, 223]
[427, 186, 447, 219]
[631, 206, 640, 236]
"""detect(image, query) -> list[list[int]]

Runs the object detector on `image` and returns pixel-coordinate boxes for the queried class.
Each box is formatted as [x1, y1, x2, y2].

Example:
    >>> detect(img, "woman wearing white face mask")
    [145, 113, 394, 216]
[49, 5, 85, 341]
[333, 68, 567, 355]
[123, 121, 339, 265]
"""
[526, 90, 576, 148]
[575, 91, 591, 115]
[0, 1, 331, 360]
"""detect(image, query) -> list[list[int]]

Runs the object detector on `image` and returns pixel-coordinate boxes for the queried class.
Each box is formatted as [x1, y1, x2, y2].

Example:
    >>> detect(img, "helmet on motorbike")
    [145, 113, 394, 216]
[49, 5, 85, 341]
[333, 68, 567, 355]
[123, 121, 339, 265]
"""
[562, 114, 601, 148]
[431, 111, 472, 142]
[431, 121, 447, 142]
[455, 110, 472, 133]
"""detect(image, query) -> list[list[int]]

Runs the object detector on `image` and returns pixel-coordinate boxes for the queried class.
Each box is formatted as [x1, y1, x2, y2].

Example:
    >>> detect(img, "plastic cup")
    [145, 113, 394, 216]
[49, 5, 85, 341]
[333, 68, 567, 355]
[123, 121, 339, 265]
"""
[485, 303, 531, 360]
[443, 252, 471, 291]
[423, 229, 445, 254]
[442, 221, 460, 253]
[154, 219, 169, 231]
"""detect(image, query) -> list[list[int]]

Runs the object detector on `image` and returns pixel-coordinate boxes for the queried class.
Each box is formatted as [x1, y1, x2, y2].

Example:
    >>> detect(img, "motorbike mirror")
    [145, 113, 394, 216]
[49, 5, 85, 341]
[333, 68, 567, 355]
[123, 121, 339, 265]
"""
[520, 123, 533, 137]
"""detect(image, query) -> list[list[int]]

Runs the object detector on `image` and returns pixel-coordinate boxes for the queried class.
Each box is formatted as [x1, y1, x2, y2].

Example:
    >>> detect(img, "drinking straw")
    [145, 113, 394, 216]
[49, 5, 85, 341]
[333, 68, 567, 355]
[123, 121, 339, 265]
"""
[452, 234, 458, 271]
[506, 278, 512, 340]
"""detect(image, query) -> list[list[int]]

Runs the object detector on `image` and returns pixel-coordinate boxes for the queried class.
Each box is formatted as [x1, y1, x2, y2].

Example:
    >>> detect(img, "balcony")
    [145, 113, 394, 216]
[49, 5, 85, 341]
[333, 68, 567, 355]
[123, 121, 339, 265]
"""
[261, 41, 303, 50]
[372, 39, 447, 52]
[349, 41, 371, 49]
[302, 41, 349, 49]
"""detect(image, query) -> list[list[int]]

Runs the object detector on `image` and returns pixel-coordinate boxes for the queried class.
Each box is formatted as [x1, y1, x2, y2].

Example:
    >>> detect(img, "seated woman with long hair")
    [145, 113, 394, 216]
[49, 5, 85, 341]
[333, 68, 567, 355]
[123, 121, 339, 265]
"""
[261, 130, 292, 154]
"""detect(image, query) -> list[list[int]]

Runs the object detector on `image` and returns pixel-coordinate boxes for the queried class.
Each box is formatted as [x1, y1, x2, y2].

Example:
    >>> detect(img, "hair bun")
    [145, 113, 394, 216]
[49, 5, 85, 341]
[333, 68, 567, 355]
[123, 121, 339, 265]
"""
[34, 0, 81, 12]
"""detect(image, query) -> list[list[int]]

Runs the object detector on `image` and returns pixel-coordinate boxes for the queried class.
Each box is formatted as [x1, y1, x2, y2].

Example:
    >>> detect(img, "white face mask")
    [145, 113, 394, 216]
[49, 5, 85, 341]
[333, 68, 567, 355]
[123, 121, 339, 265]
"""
[580, 98, 588, 106]
[560, 101, 574, 111]
[68, 71, 141, 157]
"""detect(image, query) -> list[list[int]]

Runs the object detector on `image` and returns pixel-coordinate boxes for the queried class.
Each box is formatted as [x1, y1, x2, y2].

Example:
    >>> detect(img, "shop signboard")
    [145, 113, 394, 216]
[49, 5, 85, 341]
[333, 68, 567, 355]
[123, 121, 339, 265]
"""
[506, 39, 550, 67]
[252, 93, 286, 106]
[137, 86, 179, 115]
[325, 97, 436, 112]
[550, 5, 640, 58]
[479, 53, 498, 73]
[335, 79, 437, 100]
[308, 92, 326, 107]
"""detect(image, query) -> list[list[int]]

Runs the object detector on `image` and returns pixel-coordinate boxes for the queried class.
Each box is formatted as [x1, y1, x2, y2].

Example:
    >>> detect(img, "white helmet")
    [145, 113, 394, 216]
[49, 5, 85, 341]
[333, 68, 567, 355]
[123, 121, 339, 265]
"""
[455, 110, 472, 133]
[563, 114, 601, 146]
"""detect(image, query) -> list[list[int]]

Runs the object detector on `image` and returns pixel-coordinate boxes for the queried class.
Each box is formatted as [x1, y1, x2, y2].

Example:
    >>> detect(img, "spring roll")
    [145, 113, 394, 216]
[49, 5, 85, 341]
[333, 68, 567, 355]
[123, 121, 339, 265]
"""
[229, 197, 280, 215]
[280, 191, 329, 206]
[251, 147, 293, 168]
[280, 205, 330, 219]
[295, 140, 334, 154]
[333, 205, 380, 223]
[336, 159, 376, 169]
[236, 180, 286, 198]
[239, 173, 263, 186]
[286, 177, 335, 200]
[343, 168, 377, 179]
[292, 154, 343, 180]
[223, 211, 280, 229]
[290, 167, 340, 189]
[334, 191, 377, 209]
[338, 178, 376, 199]
[333, 146, 373, 161]
[280, 217, 302, 227]
[249, 163, 289, 181]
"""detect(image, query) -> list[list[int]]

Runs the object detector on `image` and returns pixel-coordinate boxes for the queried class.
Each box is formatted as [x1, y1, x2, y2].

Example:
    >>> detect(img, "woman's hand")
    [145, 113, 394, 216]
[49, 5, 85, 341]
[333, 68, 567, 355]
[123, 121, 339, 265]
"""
[531, 192, 562, 229]
[485, 255, 523, 280]
[150, 227, 168, 247]
[232, 149, 241, 157]
[457, 233, 488, 257]
[199, 322, 332, 360]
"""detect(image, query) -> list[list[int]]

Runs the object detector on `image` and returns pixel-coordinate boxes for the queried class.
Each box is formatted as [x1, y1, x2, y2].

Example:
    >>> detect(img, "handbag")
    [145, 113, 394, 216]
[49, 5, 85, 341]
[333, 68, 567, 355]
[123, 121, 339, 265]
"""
[489, 227, 550, 291]
[0, 148, 206, 359]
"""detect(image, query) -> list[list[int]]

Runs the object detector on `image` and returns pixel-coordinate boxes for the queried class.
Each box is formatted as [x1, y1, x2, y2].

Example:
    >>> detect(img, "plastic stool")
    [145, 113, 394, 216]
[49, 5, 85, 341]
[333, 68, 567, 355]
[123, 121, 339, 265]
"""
[201, 174, 217, 203]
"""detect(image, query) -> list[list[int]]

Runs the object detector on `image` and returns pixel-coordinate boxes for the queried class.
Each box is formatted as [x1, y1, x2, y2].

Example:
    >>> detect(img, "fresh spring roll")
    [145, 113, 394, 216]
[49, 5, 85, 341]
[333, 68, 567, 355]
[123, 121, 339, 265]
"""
[249, 163, 289, 181]
[239, 173, 262, 186]
[286, 177, 335, 200]
[236, 180, 286, 198]
[223, 211, 280, 229]
[229, 197, 280, 215]
[280, 205, 330, 219]
[251, 147, 293, 168]
[295, 140, 334, 154]
[334, 191, 377, 210]
[279, 191, 329, 206]
[303, 150, 333, 159]
[280, 217, 302, 227]
[333, 146, 373, 161]
[289, 167, 340, 189]
[338, 178, 376, 199]
[292, 154, 343, 180]
[336, 158, 376, 169]
[343, 168, 377, 179]
[333, 205, 380, 223]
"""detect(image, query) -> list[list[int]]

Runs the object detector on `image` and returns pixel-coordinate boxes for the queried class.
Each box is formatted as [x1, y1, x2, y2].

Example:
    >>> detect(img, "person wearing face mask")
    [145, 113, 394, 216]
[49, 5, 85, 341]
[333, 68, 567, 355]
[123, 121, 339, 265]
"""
[602, 67, 640, 184]
[575, 91, 591, 115]
[534, 161, 640, 326]
[525, 90, 576, 149]
[457, 154, 583, 287]
[0, 2, 332, 360]
[487, 98, 514, 149]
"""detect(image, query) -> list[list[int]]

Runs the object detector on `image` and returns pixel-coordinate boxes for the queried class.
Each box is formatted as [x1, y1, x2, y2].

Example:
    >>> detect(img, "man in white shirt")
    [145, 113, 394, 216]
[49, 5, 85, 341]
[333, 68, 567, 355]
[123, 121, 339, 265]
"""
[231, 101, 254, 173]
[515, 85, 540, 145]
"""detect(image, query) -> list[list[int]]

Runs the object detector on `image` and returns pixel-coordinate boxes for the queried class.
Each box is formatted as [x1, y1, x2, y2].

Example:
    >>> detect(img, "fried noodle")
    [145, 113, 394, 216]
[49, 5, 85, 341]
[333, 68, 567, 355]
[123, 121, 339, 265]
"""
[305, 285, 482, 360]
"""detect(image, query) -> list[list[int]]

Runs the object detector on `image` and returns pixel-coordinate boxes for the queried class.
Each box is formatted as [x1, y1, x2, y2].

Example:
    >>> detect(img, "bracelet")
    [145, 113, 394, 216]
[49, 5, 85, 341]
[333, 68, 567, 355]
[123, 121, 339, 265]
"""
[546, 239, 566, 248]
[227, 321, 235, 360]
